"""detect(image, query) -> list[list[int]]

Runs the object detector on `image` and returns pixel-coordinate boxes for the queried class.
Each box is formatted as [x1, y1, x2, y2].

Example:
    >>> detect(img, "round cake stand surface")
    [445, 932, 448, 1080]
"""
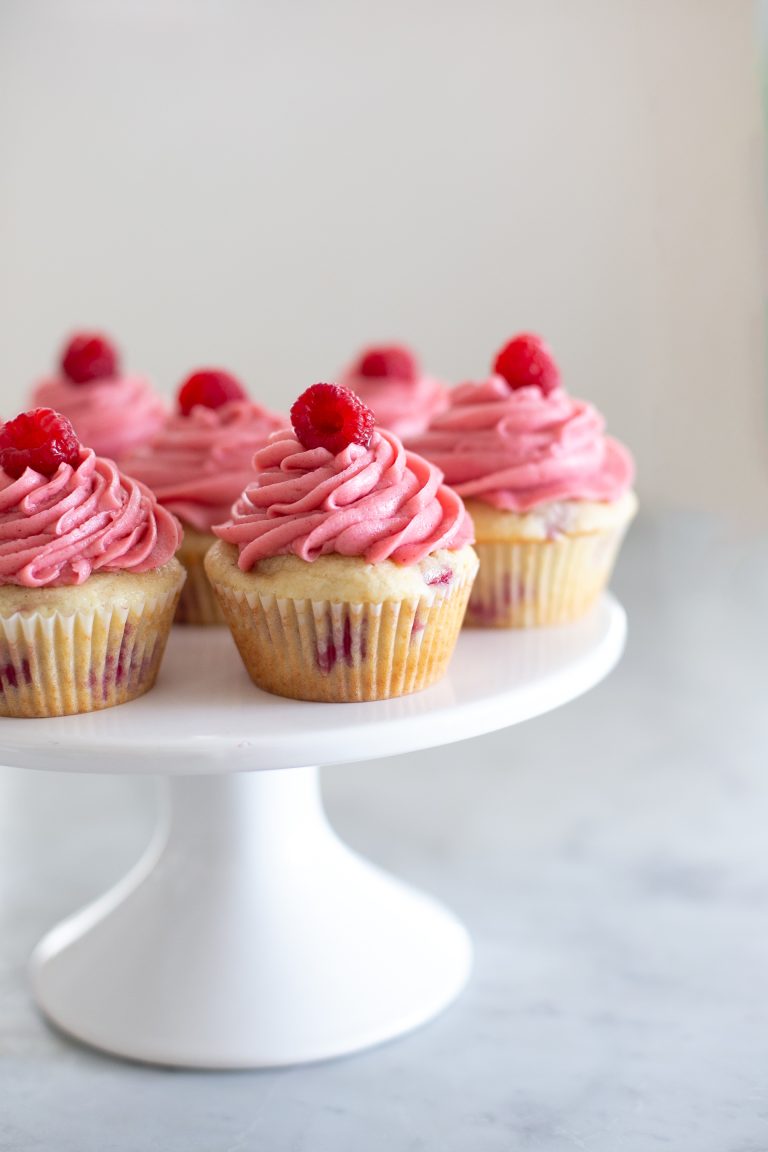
[2, 596, 626, 1069]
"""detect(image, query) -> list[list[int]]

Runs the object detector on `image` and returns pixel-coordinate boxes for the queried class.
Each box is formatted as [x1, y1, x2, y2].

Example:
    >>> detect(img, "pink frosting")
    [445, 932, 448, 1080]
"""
[122, 400, 285, 533]
[32, 375, 168, 462]
[0, 450, 182, 588]
[338, 368, 448, 439]
[407, 376, 635, 510]
[214, 427, 473, 569]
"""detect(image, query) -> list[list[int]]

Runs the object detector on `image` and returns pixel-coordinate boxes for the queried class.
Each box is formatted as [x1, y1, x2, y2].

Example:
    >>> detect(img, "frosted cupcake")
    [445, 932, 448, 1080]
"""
[122, 368, 284, 625]
[408, 334, 636, 627]
[32, 331, 167, 462]
[339, 344, 448, 439]
[0, 408, 185, 717]
[206, 383, 477, 702]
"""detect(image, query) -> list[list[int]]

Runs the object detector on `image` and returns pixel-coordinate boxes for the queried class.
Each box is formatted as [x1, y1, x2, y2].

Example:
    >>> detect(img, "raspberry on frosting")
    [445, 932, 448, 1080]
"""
[356, 345, 419, 382]
[493, 333, 560, 395]
[60, 332, 120, 384]
[177, 369, 248, 415]
[290, 383, 375, 455]
[0, 409, 81, 479]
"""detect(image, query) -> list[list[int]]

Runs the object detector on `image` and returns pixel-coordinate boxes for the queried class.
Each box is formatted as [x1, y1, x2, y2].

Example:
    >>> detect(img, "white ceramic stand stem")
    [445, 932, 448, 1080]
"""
[4, 596, 626, 1068]
[31, 768, 472, 1068]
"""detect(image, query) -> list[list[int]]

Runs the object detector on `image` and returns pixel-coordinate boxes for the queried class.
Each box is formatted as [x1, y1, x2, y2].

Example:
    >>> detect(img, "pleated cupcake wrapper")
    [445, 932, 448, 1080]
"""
[0, 586, 181, 718]
[175, 540, 227, 627]
[466, 524, 629, 628]
[211, 572, 474, 702]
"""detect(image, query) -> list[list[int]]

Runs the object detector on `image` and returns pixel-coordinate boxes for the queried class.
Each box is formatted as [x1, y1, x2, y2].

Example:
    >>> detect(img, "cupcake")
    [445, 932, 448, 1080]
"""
[32, 331, 167, 462]
[0, 408, 185, 717]
[122, 368, 284, 625]
[205, 383, 478, 702]
[339, 343, 448, 438]
[408, 334, 636, 627]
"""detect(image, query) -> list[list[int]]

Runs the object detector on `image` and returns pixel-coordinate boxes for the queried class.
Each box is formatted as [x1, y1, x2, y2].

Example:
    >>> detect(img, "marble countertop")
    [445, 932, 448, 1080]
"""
[1, 513, 766, 1152]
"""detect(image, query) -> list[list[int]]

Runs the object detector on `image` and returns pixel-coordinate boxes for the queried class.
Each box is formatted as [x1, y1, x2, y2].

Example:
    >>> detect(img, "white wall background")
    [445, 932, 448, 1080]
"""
[0, 0, 765, 513]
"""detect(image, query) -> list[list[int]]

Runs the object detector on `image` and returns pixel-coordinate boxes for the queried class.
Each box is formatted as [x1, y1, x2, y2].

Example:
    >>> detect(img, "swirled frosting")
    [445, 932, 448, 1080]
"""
[32, 375, 168, 462]
[214, 427, 473, 569]
[0, 449, 182, 587]
[339, 367, 448, 439]
[122, 400, 285, 532]
[407, 377, 634, 510]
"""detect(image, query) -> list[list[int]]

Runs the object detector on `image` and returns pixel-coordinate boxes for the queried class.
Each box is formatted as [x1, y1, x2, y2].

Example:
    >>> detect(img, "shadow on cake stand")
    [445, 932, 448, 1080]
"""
[0, 595, 626, 1068]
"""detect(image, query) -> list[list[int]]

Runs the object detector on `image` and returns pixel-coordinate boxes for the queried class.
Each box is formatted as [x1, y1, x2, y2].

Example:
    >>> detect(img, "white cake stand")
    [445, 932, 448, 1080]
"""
[0, 595, 625, 1069]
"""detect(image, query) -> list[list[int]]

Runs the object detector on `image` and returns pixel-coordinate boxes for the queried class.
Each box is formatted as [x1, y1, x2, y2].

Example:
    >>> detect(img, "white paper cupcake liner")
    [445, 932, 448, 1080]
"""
[212, 572, 474, 702]
[0, 585, 181, 718]
[466, 524, 630, 628]
[175, 554, 226, 626]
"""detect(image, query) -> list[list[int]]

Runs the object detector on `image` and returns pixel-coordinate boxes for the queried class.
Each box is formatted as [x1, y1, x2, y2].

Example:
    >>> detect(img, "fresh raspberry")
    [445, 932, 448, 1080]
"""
[493, 333, 560, 395]
[0, 409, 81, 479]
[357, 345, 419, 382]
[177, 369, 248, 415]
[60, 332, 120, 384]
[290, 384, 375, 455]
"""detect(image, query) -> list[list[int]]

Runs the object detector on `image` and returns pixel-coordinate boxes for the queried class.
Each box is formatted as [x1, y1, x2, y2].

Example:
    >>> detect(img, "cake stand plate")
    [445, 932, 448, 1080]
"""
[1, 596, 626, 1068]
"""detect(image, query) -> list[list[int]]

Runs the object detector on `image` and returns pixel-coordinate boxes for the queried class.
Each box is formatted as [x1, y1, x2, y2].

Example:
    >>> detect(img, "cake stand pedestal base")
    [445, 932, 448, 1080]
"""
[30, 768, 472, 1068]
[15, 598, 626, 1068]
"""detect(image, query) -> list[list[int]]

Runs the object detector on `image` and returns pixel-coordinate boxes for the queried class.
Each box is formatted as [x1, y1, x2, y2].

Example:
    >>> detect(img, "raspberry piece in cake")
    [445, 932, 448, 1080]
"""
[61, 332, 120, 384]
[290, 384, 375, 455]
[0, 408, 81, 478]
[357, 345, 418, 382]
[177, 369, 248, 415]
[425, 568, 453, 587]
[493, 333, 560, 395]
